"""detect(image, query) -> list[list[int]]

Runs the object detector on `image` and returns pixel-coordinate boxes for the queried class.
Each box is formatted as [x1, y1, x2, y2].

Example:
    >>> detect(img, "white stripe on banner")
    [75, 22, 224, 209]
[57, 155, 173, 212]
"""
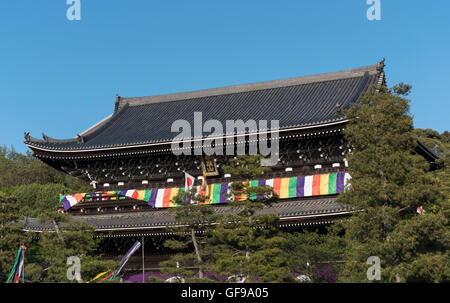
[344, 173, 352, 189]
[155, 189, 164, 208]
[125, 190, 135, 198]
[67, 196, 78, 207]
[304, 175, 313, 196]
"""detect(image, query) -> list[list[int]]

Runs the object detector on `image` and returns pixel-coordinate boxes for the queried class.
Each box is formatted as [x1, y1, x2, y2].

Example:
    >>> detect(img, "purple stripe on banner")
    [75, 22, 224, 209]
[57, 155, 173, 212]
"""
[257, 180, 266, 199]
[336, 172, 345, 193]
[296, 176, 305, 197]
[148, 189, 158, 207]
[62, 198, 71, 211]
[119, 190, 127, 196]
[220, 183, 228, 203]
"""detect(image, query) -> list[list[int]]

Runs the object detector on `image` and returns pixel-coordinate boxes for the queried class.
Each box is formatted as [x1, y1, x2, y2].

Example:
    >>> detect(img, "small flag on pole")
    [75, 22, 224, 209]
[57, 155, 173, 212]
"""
[185, 172, 195, 191]
[416, 206, 425, 215]
[110, 240, 141, 279]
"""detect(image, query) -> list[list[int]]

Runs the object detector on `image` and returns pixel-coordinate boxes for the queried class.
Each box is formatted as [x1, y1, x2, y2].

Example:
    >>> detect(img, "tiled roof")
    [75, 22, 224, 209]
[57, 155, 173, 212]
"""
[25, 61, 385, 152]
[21, 197, 351, 232]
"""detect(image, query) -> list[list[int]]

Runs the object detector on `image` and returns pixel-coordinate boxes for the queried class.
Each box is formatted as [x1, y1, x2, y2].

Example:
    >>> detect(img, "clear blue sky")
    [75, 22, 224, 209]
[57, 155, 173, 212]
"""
[1, 1, 449, 154]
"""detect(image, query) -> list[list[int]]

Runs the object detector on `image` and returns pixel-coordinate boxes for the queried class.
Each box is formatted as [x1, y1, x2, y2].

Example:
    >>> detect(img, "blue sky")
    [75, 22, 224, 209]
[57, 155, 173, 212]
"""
[1, 1, 449, 154]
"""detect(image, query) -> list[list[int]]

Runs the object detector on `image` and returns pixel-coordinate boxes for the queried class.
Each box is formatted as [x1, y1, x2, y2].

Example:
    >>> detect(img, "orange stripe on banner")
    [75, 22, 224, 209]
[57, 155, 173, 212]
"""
[312, 175, 321, 196]
[273, 178, 282, 197]
[162, 188, 172, 208]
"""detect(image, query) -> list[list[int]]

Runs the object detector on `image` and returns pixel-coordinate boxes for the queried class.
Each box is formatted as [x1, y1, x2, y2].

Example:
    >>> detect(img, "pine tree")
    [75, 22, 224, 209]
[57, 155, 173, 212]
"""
[159, 188, 220, 282]
[206, 155, 290, 282]
[25, 214, 116, 283]
[337, 83, 449, 282]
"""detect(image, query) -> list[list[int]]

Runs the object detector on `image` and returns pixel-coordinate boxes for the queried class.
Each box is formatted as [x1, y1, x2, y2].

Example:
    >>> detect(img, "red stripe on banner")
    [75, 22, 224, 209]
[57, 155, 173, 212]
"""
[101, 271, 115, 281]
[162, 188, 172, 208]
[131, 190, 139, 199]
[273, 178, 282, 197]
[312, 174, 321, 196]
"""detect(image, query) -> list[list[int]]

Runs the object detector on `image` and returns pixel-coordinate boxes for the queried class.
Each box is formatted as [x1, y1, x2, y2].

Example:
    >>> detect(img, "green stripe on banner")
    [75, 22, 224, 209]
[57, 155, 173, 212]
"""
[6, 247, 22, 283]
[212, 184, 222, 204]
[177, 187, 186, 206]
[328, 173, 337, 194]
[288, 177, 297, 198]
[143, 190, 152, 202]
[55, 195, 64, 208]
[249, 180, 259, 200]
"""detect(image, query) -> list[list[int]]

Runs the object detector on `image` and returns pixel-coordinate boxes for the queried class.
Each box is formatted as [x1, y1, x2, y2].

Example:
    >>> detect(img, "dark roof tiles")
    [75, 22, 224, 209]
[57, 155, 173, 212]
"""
[22, 197, 351, 232]
[26, 62, 384, 151]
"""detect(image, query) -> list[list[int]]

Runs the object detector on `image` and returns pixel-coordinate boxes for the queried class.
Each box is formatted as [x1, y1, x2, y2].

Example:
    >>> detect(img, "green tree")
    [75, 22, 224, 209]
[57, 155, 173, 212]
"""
[337, 83, 449, 282]
[0, 145, 89, 190]
[283, 225, 345, 282]
[24, 214, 116, 283]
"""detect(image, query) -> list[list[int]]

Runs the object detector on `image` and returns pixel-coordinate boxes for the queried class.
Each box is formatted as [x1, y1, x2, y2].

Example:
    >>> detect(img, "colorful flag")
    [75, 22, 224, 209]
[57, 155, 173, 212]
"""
[111, 240, 141, 279]
[6, 246, 26, 283]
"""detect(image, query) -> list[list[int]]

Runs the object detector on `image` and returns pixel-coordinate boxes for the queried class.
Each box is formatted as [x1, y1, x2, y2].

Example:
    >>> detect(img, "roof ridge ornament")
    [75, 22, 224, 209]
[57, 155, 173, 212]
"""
[377, 58, 385, 72]
[77, 134, 85, 144]
[24, 131, 30, 141]
[114, 94, 121, 112]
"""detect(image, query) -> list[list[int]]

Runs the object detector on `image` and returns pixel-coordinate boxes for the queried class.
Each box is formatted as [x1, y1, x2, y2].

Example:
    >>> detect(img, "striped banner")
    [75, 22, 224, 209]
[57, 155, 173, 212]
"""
[61, 193, 86, 211]
[6, 246, 26, 283]
[59, 173, 351, 210]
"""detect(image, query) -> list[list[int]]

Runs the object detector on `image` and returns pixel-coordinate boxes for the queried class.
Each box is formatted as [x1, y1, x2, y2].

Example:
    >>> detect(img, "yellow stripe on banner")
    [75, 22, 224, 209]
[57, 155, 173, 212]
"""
[87, 271, 108, 283]
[105, 191, 116, 200]
[280, 178, 290, 199]
[320, 174, 329, 195]
[205, 184, 213, 204]
[137, 190, 146, 201]
[169, 188, 179, 207]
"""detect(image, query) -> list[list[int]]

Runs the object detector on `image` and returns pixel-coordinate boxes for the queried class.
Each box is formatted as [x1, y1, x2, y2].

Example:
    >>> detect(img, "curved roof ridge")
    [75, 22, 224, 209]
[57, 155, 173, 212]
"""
[116, 62, 383, 111]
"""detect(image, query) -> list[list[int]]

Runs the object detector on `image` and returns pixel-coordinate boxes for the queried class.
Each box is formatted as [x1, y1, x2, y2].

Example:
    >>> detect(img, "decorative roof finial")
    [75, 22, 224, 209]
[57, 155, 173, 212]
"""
[114, 94, 121, 112]
[24, 131, 30, 141]
[42, 133, 48, 142]
[77, 134, 84, 144]
[377, 58, 385, 71]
